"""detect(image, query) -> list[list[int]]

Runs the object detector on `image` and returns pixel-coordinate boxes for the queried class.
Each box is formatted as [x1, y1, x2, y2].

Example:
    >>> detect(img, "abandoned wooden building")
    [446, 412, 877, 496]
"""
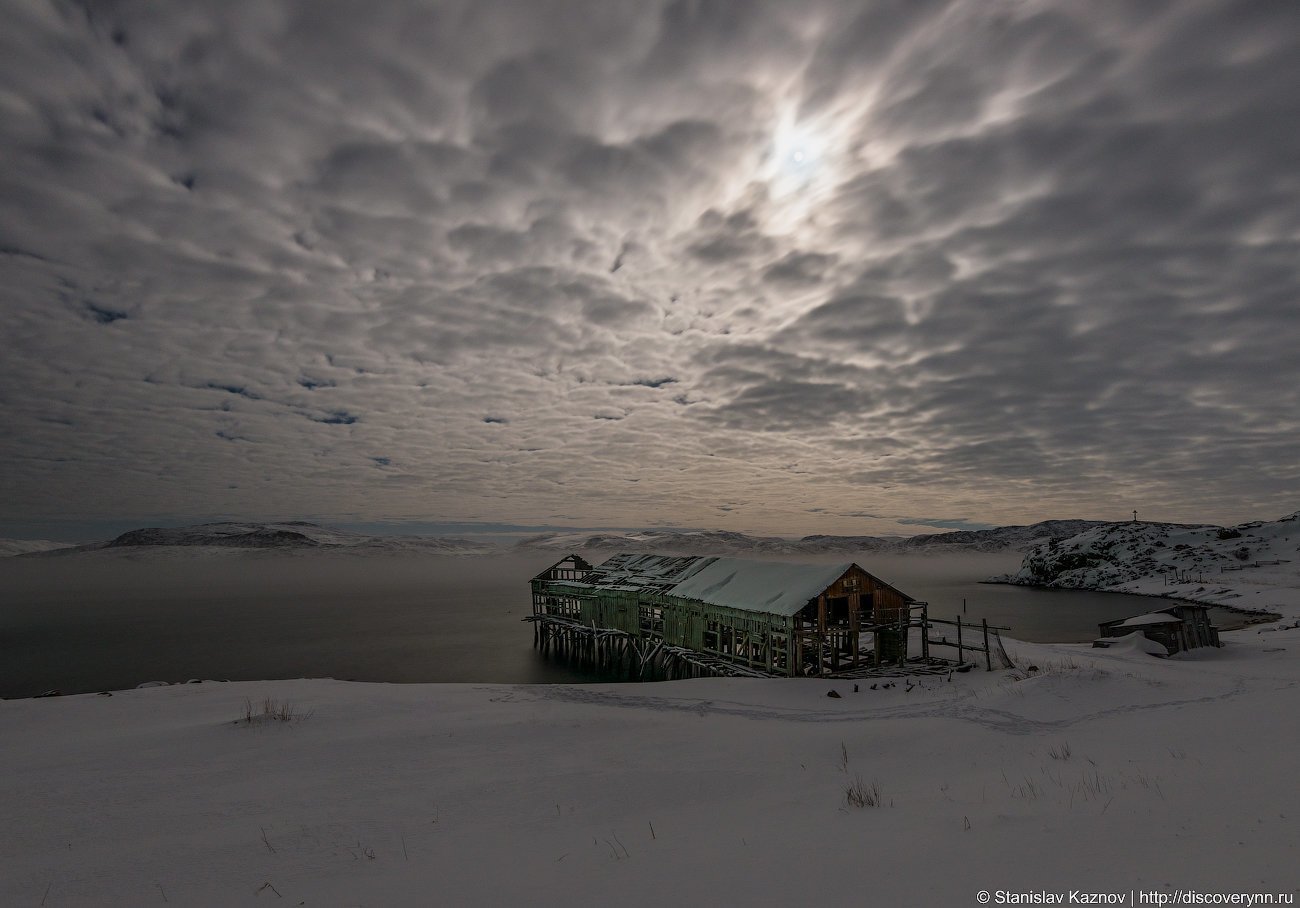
[1095, 604, 1221, 655]
[528, 553, 1001, 679]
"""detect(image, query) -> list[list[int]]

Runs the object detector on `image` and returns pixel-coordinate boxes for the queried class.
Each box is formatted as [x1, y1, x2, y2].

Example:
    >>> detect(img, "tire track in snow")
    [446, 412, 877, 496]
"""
[517, 675, 1273, 735]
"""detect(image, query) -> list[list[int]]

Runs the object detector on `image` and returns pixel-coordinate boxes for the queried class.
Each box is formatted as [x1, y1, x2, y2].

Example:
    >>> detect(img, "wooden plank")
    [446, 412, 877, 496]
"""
[926, 618, 1011, 630]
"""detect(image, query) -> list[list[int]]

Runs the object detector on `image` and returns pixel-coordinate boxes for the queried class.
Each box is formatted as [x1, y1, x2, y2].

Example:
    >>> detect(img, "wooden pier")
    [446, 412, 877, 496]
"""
[528, 601, 1012, 681]
[528, 614, 772, 680]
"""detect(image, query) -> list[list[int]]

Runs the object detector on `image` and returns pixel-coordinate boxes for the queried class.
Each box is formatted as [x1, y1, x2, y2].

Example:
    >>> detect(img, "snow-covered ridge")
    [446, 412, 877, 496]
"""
[20, 515, 1290, 571]
[894, 519, 1107, 552]
[7, 519, 1112, 559]
[996, 511, 1300, 620]
[515, 528, 806, 555]
[514, 520, 1109, 555]
[19, 521, 497, 557]
[0, 538, 72, 557]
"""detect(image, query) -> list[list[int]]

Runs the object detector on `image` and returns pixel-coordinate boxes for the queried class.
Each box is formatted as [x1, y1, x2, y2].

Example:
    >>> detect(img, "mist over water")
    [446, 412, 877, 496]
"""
[1, 550, 1245, 698]
[2, 552, 572, 699]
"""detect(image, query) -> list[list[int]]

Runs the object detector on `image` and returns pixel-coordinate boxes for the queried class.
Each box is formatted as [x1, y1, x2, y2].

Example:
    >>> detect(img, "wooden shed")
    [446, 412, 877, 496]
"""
[529, 553, 919, 677]
[1095, 604, 1221, 655]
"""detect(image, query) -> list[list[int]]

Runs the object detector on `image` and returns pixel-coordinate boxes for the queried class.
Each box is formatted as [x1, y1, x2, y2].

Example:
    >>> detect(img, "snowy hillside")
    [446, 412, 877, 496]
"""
[0, 537, 72, 556]
[998, 512, 1300, 618]
[895, 519, 1107, 553]
[13, 519, 1110, 561]
[26, 522, 498, 557]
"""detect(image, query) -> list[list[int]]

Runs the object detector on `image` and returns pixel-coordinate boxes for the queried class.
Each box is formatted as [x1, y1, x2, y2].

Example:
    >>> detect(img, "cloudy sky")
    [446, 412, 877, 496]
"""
[2, 0, 1298, 540]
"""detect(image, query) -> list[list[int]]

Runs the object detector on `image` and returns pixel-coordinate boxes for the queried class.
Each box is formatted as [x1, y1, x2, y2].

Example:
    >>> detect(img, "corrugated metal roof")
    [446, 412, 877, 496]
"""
[544, 552, 859, 617]
[667, 557, 854, 617]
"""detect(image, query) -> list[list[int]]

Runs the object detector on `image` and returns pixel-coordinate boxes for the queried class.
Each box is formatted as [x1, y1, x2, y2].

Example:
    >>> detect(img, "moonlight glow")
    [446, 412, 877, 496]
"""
[760, 112, 847, 232]
[769, 116, 832, 192]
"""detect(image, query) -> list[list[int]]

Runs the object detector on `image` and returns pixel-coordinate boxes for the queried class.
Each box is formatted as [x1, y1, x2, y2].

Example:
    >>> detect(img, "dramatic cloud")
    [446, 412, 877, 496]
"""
[2, 0, 1298, 538]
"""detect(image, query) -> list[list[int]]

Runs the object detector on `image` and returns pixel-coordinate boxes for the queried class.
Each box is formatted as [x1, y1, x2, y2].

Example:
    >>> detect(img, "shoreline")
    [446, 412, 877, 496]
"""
[980, 577, 1283, 626]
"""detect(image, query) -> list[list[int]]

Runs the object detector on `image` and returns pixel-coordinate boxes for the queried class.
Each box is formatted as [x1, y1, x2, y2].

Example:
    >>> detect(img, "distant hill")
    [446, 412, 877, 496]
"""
[20, 521, 497, 557]
[14, 516, 1193, 561]
[0, 538, 74, 557]
[895, 520, 1109, 553]
[515, 519, 1111, 556]
[515, 528, 812, 555]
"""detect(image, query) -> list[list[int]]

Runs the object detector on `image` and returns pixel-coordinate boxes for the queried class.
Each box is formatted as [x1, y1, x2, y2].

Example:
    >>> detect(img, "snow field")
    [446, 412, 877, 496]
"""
[3, 623, 1298, 906]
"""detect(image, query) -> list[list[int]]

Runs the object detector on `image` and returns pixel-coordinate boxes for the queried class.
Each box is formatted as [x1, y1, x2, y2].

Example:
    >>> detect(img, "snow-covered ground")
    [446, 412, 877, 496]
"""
[4, 624, 1298, 906]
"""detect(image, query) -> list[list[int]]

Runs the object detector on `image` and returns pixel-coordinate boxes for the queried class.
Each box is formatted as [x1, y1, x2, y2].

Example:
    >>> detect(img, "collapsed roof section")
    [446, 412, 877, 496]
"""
[539, 552, 912, 618]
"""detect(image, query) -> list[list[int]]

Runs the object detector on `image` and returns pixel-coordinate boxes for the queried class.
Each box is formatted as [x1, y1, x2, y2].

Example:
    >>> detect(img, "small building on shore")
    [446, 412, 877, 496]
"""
[529, 552, 920, 677]
[1095, 603, 1221, 655]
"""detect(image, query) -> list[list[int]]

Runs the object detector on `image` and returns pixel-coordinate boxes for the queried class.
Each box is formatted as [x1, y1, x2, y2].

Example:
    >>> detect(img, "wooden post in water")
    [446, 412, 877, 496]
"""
[920, 603, 930, 662]
[898, 608, 907, 667]
[982, 618, 991, 671]
[956, 615, 964, 665]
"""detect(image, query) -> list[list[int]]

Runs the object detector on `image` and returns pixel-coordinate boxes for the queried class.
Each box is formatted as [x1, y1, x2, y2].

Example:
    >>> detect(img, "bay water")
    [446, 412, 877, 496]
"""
[0, 550, 1246, 699]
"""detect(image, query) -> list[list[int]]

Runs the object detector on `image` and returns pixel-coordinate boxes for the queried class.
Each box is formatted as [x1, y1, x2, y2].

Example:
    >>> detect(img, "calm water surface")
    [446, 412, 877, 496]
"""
[0, 550, 1247, 698]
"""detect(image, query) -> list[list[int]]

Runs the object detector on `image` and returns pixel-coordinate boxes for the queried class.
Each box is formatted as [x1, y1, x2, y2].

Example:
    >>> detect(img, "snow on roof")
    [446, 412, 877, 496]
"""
[1092, 631, 1171, 656]
[545, 552, 863, 616]
[1114, 612, 1183, 627]
[667, 557, 854, 617]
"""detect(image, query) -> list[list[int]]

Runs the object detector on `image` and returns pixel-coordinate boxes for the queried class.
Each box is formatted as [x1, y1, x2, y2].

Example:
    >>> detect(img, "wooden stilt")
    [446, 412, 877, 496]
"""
[898, 608, 907, 667]
[920, 603, 930, 662]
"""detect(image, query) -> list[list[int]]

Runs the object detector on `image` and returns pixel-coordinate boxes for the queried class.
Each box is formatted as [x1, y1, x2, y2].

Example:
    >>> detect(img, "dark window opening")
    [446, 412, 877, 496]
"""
[827, 596, 851, 623]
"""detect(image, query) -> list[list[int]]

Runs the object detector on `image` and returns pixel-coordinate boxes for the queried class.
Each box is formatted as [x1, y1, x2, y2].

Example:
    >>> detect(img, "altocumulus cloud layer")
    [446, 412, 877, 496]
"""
[2, 0, 1298, 537]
